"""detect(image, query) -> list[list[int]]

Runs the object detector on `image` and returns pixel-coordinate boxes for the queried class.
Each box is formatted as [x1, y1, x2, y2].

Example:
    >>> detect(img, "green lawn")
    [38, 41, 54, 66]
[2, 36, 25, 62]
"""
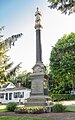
[0, 105, 7, 112]
[65, 106, 75, 112]
[0, 116, 49, 120]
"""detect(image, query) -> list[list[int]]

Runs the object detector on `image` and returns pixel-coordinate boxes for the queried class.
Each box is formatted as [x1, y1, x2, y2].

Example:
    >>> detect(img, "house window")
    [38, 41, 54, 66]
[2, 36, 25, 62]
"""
[19, 92, 24, 98]
[14, 92, 24, 98]
[14, 92, 18, 98]
[0, 93, 4, 98]
[5, 93, 8, 100]
[9, 93, 12, 100]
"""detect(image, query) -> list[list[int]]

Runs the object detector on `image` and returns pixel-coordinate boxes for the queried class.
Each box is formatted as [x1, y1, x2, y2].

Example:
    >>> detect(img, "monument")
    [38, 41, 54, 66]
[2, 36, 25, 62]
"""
[25, 8, 49, 106]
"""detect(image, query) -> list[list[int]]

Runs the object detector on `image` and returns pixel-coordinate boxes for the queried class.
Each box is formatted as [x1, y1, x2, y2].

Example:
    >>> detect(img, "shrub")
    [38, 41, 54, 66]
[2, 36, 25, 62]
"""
[52, 104, 66, 112]
[6, 102, 17, 112]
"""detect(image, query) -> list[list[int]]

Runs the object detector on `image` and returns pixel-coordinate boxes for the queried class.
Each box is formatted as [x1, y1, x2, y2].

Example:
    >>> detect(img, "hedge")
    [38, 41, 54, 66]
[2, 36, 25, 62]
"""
[50, 94, 75, 101]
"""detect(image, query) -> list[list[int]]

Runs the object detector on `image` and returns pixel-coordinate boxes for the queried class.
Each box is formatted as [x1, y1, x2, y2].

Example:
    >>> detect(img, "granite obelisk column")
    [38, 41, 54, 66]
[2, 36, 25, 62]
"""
[35, 8, 42, 63]
[32, 8, 45, 73]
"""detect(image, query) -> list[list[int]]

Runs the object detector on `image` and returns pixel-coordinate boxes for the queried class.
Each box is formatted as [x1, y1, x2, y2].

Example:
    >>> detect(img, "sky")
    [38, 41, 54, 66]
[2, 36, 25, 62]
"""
[0, 0, 75, 72]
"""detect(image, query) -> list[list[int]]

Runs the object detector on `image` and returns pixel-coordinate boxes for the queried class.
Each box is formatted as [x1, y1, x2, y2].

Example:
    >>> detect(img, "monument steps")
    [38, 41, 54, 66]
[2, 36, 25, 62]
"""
[25, 102, 46, 106]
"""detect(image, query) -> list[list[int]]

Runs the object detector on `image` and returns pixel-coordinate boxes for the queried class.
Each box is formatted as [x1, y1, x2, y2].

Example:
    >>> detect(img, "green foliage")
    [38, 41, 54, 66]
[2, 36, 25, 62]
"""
[15, 106, 47, 114]
[48, 0, 75, 15]
[49, 32, 75, 94]
[15, 70, 31, 88]
[50, 94, 75, 101]
[0, 26, 22, 84]
[52, 104, 66, 112]
[6, 102, 17, 112]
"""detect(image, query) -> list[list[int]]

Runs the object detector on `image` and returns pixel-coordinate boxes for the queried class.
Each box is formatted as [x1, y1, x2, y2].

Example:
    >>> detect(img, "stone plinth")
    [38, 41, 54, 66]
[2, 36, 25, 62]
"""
[25, 71, 49, 106]
[25, 95, 49, 106]
[31, 72, 45, 96]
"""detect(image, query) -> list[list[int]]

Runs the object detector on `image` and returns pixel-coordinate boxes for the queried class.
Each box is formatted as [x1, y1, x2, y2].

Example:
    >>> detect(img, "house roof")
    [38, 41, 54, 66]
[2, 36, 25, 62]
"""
[0, 82, 31, 92]
[2, 83, 10, 88]
[0, 87, 31, 92]
[1, 82, 15, 90]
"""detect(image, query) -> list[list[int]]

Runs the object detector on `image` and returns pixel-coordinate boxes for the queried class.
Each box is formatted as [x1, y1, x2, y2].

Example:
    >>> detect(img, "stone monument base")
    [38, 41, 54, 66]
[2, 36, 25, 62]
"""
[25, 95, 50, 106]
[24, 65, 50, 107]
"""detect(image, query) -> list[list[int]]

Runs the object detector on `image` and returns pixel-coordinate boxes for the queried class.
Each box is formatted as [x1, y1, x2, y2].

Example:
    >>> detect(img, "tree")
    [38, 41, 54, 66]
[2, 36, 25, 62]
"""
[49, 32, 75, 94]
[0, 26, 22, 85]
[48, 0, 75, 15]
[15, 70, 31, 89]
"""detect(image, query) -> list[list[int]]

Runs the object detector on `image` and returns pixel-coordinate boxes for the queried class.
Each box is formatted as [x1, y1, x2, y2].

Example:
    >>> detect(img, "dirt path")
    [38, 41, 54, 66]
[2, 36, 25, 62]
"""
[0, 112, 75, 120]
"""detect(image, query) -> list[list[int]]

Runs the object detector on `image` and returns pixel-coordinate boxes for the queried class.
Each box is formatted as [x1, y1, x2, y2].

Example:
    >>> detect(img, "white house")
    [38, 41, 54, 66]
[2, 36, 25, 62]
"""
[0, 82, 31, 104]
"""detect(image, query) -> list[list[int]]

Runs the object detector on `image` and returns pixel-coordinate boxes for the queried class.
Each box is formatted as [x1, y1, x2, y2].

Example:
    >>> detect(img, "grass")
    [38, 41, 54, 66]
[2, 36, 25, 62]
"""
[0, 116, 50, 120]
[0, 105, 24, 112]
[0, 105, 7, 112]
[65, 106, 75, 112]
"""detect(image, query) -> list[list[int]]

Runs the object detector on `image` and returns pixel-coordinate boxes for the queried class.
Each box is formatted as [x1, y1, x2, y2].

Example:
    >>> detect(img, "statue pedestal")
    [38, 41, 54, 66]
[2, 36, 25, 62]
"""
[31, 72, 45, 95]
[25, 95, 49, 106]
[25, 70, 49, 106]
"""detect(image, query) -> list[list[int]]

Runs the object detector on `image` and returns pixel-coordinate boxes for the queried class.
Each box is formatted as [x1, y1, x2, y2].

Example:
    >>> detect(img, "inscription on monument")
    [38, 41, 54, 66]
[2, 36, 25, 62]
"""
[31, 79, 44, 95]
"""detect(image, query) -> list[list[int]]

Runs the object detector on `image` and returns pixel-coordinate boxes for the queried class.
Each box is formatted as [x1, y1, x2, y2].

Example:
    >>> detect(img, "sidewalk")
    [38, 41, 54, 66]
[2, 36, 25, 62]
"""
[55, 101, 75, 106]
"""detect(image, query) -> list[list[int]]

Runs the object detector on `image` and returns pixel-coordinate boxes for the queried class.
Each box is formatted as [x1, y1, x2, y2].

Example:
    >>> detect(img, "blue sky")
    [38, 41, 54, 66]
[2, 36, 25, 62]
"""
[1, 0, 75, 72]
[0, 0, 46, 25]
